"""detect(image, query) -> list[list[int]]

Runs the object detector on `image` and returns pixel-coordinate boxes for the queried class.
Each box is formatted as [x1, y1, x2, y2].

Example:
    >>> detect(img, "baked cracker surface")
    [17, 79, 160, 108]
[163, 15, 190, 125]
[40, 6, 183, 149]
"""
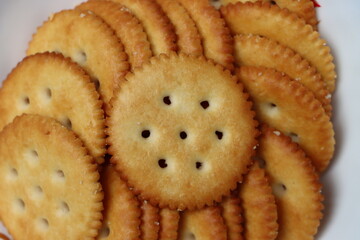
[0, 114, 103, 240]
[97, 165, 141, 240]
[236, 66, 335, 172]
[107, 0, 177, 55]
[178, 207, 227, 240]
[159, 208, 180, 240]
[0, 52, 105, 163]
[234, 34, 332, 116]
[221, 2, 336, 92]
[76, 0, 152, 70]
[27, 9, 129, 110]
[108, 53, 258, 210]
[258, 125, 324, 240]
[177, 0, 235, 70]
[239, 162, 278, 240]
[155, 0, 203, 56]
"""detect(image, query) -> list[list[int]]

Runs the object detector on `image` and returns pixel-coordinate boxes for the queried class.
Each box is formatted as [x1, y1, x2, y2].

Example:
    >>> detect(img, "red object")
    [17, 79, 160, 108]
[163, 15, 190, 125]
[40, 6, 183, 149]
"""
[311, 0, 321, 7]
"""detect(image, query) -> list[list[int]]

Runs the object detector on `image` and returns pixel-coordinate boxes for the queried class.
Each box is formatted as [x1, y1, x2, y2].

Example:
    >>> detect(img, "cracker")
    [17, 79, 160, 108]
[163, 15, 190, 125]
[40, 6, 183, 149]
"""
[238, 162, 278, 240]
[221, 2, 336, 92]
[0, 52, 105, 163]
[107, 0, 177, 55]
[220, 0, 318, 29]
[155, 0, 203, 56]
[27, 9, 129, 110]
[178, 207, 227, 240]
[140, 201, 160, 240]
[108, 53, 258, 210]
[0, 114, 103, 239]
[234, 34, 332, 116]
[98, 165, 141, 239]
[221, 196, 243, 240]
[76, 0, 152, 70]
[258, 125, 324, 239]
[159, 209, 180, 240]
[177, 0, 234, 70]
[236, 66, 335, 172]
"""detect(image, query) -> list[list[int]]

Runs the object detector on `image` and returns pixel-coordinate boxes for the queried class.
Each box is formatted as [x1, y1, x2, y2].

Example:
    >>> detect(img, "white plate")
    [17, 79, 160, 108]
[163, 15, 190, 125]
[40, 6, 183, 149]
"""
[0, 0, 360, 239]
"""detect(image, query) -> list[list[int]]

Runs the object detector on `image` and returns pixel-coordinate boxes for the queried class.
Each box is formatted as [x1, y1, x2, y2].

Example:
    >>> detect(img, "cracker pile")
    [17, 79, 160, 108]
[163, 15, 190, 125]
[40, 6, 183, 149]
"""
[0, 0, 336, 239]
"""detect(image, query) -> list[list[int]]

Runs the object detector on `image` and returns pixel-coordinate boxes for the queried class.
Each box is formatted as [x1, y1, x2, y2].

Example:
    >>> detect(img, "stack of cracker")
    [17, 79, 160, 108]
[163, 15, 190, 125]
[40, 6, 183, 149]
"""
[0, 0, 335, 239]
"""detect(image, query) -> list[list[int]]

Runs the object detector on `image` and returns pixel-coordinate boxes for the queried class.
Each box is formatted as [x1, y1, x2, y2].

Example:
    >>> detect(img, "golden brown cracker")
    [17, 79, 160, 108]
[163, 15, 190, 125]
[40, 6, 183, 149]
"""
[107, 0, 177, 55]
[239, 162, 278, 240]
[155, 0, 203, 56]
[98, 165, 141, 239]
[140, 201, 160, 240]
[178, 207, 227, 240]
[220, 0, 318, 29]
[221, 196, 243, 240]
[234, 34, 332, 116]
[159, 208, 180, 240]
[236, 66, 335, 172]
[76, 0, 152, 70]
[273, 0, 318, 29]
[0, 114, 103, 239]
[258, 125, 324, 240]
[0, 53, 105, 163]
[177, 0, 234, 70]
[27, 9, 129, 110]
[221, 2, 336, 92]
[108, 53, 258, 210]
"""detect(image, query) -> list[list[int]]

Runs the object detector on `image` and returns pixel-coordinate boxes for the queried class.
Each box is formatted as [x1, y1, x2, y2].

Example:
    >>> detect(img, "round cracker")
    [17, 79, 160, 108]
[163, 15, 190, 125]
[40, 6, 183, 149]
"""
[0, 114, 103, 239]
[220, 0, 318, 29]
[76, 0, 152, 70]
[0, 53, 105, 163]
[234, 34, 332, 116]
[27, 9, 129, 110]
[258, 125, 324, 240]
[178, 207, 227, 240]
[108, 53, 258, 210]
[98, 165, 141, 239]
[159, 209, 180, 240]
[177, 0, 234, 70]
[108, 0, 177, 55]
[221, 2, 336, 92]
[155, 0, 203, 56]
[221, 196, 243, 240]
[140, 201, 160, 240]
[236, 66, 335, 172]
[238, 162, 278, 240]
